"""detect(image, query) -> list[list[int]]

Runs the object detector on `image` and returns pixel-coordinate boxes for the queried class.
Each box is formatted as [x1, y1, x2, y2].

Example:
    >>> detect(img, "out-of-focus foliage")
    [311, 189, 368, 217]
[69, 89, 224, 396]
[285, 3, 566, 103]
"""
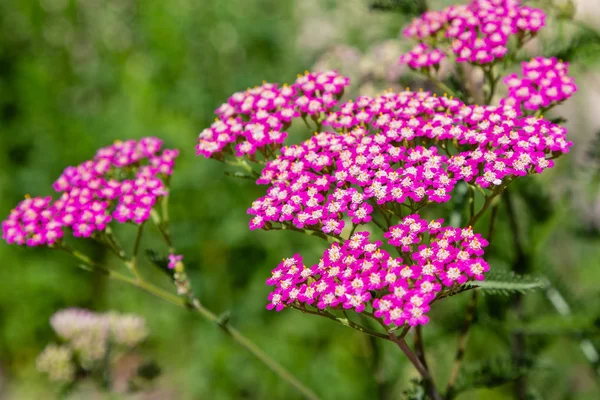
[0, 0, 599, 399]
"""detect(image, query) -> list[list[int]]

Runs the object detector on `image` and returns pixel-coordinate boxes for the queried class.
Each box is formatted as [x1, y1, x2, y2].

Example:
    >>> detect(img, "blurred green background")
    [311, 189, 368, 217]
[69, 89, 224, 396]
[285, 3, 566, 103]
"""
[1, 0, 599, 399]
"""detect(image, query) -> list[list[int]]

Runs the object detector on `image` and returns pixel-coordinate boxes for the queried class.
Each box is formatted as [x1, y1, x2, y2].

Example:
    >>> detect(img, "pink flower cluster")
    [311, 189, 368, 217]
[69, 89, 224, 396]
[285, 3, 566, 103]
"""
[401, 0, 545, 66]
[399, 43, 445, 70]
[266, 216, 489, 327]
[2, 196, 64, 246]
[2, 137, 178, 247]
[196, 71, 350, 159]
[501, 57, 577, 111]
[248, 89, 571, 234]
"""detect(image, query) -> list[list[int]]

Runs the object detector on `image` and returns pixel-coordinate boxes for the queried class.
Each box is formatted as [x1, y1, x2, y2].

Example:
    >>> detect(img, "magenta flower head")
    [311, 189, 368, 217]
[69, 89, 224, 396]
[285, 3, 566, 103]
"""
[247, 89, 571, 236]
[501, 57, 577, 112]
[196, 70, 350, 160]
[2, 137, 178, 247]
[266, 217, 488, 328]
[400, 0, 546, 67]
[2, 195, 64, 247]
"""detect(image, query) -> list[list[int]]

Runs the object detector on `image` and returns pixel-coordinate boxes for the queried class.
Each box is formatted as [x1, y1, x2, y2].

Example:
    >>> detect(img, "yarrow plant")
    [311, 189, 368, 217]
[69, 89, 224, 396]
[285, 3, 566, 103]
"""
[3, 1, 581, 399]
[193, 2, 577, 398]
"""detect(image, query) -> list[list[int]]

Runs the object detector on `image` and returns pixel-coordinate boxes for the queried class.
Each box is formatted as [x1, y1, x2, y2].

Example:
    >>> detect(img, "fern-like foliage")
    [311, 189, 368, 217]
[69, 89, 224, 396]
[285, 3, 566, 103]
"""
[449, 356, 538, 398]
[464, 271, 546, 295]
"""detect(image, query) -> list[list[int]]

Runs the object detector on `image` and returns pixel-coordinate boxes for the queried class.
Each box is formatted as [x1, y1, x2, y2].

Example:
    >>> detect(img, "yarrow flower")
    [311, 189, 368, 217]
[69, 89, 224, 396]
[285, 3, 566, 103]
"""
[1, 137, 178, 246]
[401, 0, 545, 67]
[399, 43, 446, 71]
[501, 57, 577, 112]
[247, 88, 571, 235]
[266, 215, 489, 327]
[196, 70, 350, 159]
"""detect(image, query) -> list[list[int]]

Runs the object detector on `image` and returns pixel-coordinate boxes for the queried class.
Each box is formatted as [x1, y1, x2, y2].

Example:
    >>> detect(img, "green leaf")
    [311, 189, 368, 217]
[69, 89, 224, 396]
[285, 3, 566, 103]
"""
[464, 271, 546, 295]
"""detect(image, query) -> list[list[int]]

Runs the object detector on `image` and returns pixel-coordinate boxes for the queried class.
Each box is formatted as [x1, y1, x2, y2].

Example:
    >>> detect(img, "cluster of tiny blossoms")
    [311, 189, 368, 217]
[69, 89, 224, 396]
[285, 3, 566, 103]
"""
[401, 0, 545, 67]
[1, 137, 178, 247]
[248, 89, 571, 234]
[51, 308, 149, 348]
[501, 57, 577, 112]
[267, 215, 488, 327]
[199, 68, 572, 325]
[399, 43, 445, 70]
[196, 71, 349, 159]
[48, 308, 148, 369]
[36, 344, 75, 383]
[38, 309, 148, 381]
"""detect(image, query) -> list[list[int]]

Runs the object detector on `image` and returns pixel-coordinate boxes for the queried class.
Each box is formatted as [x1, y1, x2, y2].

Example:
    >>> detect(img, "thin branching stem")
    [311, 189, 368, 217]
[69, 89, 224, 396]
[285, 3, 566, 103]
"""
[445, 195, 502, 398]
[57, 242, 319, 400]
[127, 222, 145, 280]
[292, 305, 391, 341]
[375, 319, 443, 400]
[414, 325, 430, 372]
[445, 290, 479, 399]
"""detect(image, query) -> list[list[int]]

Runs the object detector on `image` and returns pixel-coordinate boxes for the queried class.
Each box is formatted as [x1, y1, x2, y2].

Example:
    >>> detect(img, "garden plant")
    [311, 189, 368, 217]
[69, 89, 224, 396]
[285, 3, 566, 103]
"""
[2, 0, 594, 399]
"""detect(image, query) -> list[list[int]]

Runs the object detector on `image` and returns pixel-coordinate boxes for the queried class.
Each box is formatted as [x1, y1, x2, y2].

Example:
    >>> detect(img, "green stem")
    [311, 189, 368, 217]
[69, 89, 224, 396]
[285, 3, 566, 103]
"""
[414, 325, 430, 372]
[128, 223, 145, 279]
[190, 299, 319, 400]
[483, 65, 498, 104]
[151, 209, 175, 253]
[292, 305, 391, 341]
[504, 189, 529, 400]
[59, 245, 319, 400]
[425, 72, 460, 99]
[446, 196, 502, 398]
[379, 321, 442, 400]
[104, 227, 127, 260]
[468, 185, 475, 222]
[469, 192, 497, 227]
[445, 290, 479, 399]
[58, 243, 183, 306]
